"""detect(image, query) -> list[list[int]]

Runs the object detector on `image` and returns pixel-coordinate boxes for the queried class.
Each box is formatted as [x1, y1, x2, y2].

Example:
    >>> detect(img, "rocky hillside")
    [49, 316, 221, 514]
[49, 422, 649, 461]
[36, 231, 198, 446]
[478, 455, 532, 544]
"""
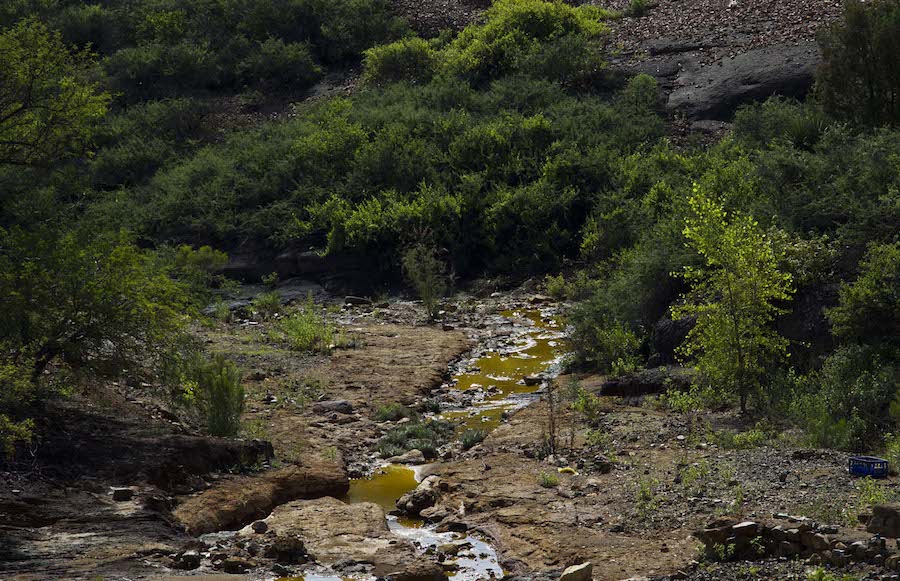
[395, 0, 843, 125]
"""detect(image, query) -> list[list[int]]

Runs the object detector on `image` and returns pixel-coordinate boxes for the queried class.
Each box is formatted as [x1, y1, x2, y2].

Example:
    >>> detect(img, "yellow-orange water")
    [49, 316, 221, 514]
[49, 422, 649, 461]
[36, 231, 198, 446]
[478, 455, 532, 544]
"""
[442, 309, 565, 431]
[340, 464, 422, 528]
[340, 308, 565, 579]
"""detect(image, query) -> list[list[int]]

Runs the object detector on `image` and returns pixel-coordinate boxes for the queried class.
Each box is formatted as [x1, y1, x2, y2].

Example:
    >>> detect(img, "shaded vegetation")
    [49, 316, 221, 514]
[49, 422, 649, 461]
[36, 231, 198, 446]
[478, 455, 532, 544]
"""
[1, 0, 900, 463]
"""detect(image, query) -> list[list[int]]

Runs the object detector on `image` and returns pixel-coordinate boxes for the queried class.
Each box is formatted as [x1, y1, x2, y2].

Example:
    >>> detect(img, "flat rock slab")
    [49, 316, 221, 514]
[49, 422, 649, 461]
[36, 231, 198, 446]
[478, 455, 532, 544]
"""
[248, 496, 435, 576]
[667, 41, 821, 120]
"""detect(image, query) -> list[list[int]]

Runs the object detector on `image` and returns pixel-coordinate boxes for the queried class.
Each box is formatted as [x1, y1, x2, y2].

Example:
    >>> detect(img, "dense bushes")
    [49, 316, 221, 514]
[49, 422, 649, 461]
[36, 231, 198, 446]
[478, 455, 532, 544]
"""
[9, 0, 406, 100]
[105, 71, 662, 274]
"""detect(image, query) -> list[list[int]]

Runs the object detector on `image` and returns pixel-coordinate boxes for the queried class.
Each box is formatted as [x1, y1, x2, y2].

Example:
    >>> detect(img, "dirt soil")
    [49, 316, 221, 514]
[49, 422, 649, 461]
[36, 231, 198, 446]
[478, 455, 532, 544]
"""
[0, 295, 471, 580]
[423, 373, 897, 579]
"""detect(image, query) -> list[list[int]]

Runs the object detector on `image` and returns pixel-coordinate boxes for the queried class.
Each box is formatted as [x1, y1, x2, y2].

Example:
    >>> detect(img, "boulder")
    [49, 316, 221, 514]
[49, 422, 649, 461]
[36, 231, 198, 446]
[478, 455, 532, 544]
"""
[800, 531, 830, 552]
[174, 461, 349, 535]
[387, 449, 427, 465]
[694, 518, 739, 547]
[650, 317, 694, 364]
[667, 42, 821, 120]
[256, 497, 426, 576]
[397, 476, 442, 516]
[171, 550, 201, 570]
[868, 504, 900, 537]
[264, 535, 309, 564]
[599, 366, 694, 398]
[559, 562, 593, 581]
[220, 556, 253, 574]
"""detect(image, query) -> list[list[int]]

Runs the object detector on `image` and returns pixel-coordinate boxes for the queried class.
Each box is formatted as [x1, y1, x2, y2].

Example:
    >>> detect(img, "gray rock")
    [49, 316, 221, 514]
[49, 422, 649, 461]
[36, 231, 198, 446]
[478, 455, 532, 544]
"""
[387, 449, 427, 465]
[251, 520, 268, 534]
[221, 557, 253, 574]
[397, 476, 442, 516]
[868, 504, 900, 537]
[171, 550, 201, 570]
[264, 535, 308, 564]
[600, 366, 694, 397]
[667, 42, 820, 120]
[559, 562, 593, 581]
[313, 400, 353, 414]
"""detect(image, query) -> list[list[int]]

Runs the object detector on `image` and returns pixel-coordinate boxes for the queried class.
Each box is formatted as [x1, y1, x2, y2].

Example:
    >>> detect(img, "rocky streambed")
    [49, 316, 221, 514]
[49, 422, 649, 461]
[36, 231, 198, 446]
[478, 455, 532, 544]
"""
[5, 285, 897, 581]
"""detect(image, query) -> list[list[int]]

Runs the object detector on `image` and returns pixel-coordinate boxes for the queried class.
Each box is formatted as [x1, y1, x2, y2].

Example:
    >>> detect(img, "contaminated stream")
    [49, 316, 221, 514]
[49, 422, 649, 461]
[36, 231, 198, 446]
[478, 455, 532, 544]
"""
[326, 306, 568, 581]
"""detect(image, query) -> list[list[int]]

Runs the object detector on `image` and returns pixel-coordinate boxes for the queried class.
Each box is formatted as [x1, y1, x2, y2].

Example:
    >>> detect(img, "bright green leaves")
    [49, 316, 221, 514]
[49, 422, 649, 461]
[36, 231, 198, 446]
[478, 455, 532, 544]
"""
[673, 186, 794, 412]
[364, 0, 610, 86]
[0, 19, 110, 167]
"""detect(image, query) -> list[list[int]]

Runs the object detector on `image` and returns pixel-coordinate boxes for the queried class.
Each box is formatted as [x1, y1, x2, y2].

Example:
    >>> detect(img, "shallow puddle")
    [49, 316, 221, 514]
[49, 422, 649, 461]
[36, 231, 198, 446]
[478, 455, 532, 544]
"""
[340, 464, 422, 528]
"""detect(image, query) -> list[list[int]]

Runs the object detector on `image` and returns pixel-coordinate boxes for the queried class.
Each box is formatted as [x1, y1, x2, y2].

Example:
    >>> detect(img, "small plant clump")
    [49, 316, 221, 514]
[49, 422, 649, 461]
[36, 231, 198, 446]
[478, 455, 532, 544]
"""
[539, 471, 559, 488]
[460, 428, 487, 450]
[252, 291, 283, 321]
[374, 403, 418, 422]
[376, 420, 454, 459]
[270, 295, 348, 353]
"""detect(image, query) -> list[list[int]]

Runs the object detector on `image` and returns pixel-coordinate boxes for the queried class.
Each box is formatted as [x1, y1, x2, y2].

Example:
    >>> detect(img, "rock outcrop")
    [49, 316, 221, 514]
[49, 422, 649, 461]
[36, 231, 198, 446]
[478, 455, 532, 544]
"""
[598, 366, 694, 398]
[868, 504, 900, 538]
[666, 42, 821, 120]
[174, 461, 349, 535]
[249, 496, 443, 577]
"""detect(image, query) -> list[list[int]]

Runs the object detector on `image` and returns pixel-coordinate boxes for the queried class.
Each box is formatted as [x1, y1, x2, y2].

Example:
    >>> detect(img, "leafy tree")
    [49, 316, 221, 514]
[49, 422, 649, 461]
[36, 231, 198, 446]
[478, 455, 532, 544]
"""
[0, 227, 194, 457]
[0, 228, 191, 381]
[0, 19, 110, 167]
[817, 0, 900, 126]
[672, 187, 794, 413]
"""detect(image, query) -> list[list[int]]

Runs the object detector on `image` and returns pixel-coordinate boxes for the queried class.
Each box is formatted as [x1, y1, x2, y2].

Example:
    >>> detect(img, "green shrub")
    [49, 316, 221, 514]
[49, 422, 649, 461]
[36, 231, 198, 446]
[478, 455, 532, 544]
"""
[568, 312, 641, 374]
[443, 0, 610, 84]
[420, 398, 441, 414]
[252, 291, 283, 320]
[792, 345, 899, 449]
[539, 471, 559, 488]
[105, 42, 222, 100]
[376, 420, 454, 459]
[827, 242, 900, 345]
[0, 360, 36, 459]
[626, 0, 650, 17]
[190, 354, 245, 438]
[460, 428, 487, 450]
[374, 403, 417, 422]
[271, 297, 342, 353]
[238, 38, 323, 89]
[884, 433, 900, 475]
[363, 37, 438, 84]
[402, 243, 449, 319]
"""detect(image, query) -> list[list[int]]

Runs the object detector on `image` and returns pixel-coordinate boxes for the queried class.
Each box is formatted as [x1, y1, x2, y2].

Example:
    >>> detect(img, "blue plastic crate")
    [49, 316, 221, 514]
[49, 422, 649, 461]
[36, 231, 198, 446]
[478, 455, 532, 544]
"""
[848, 456, 889, 478]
